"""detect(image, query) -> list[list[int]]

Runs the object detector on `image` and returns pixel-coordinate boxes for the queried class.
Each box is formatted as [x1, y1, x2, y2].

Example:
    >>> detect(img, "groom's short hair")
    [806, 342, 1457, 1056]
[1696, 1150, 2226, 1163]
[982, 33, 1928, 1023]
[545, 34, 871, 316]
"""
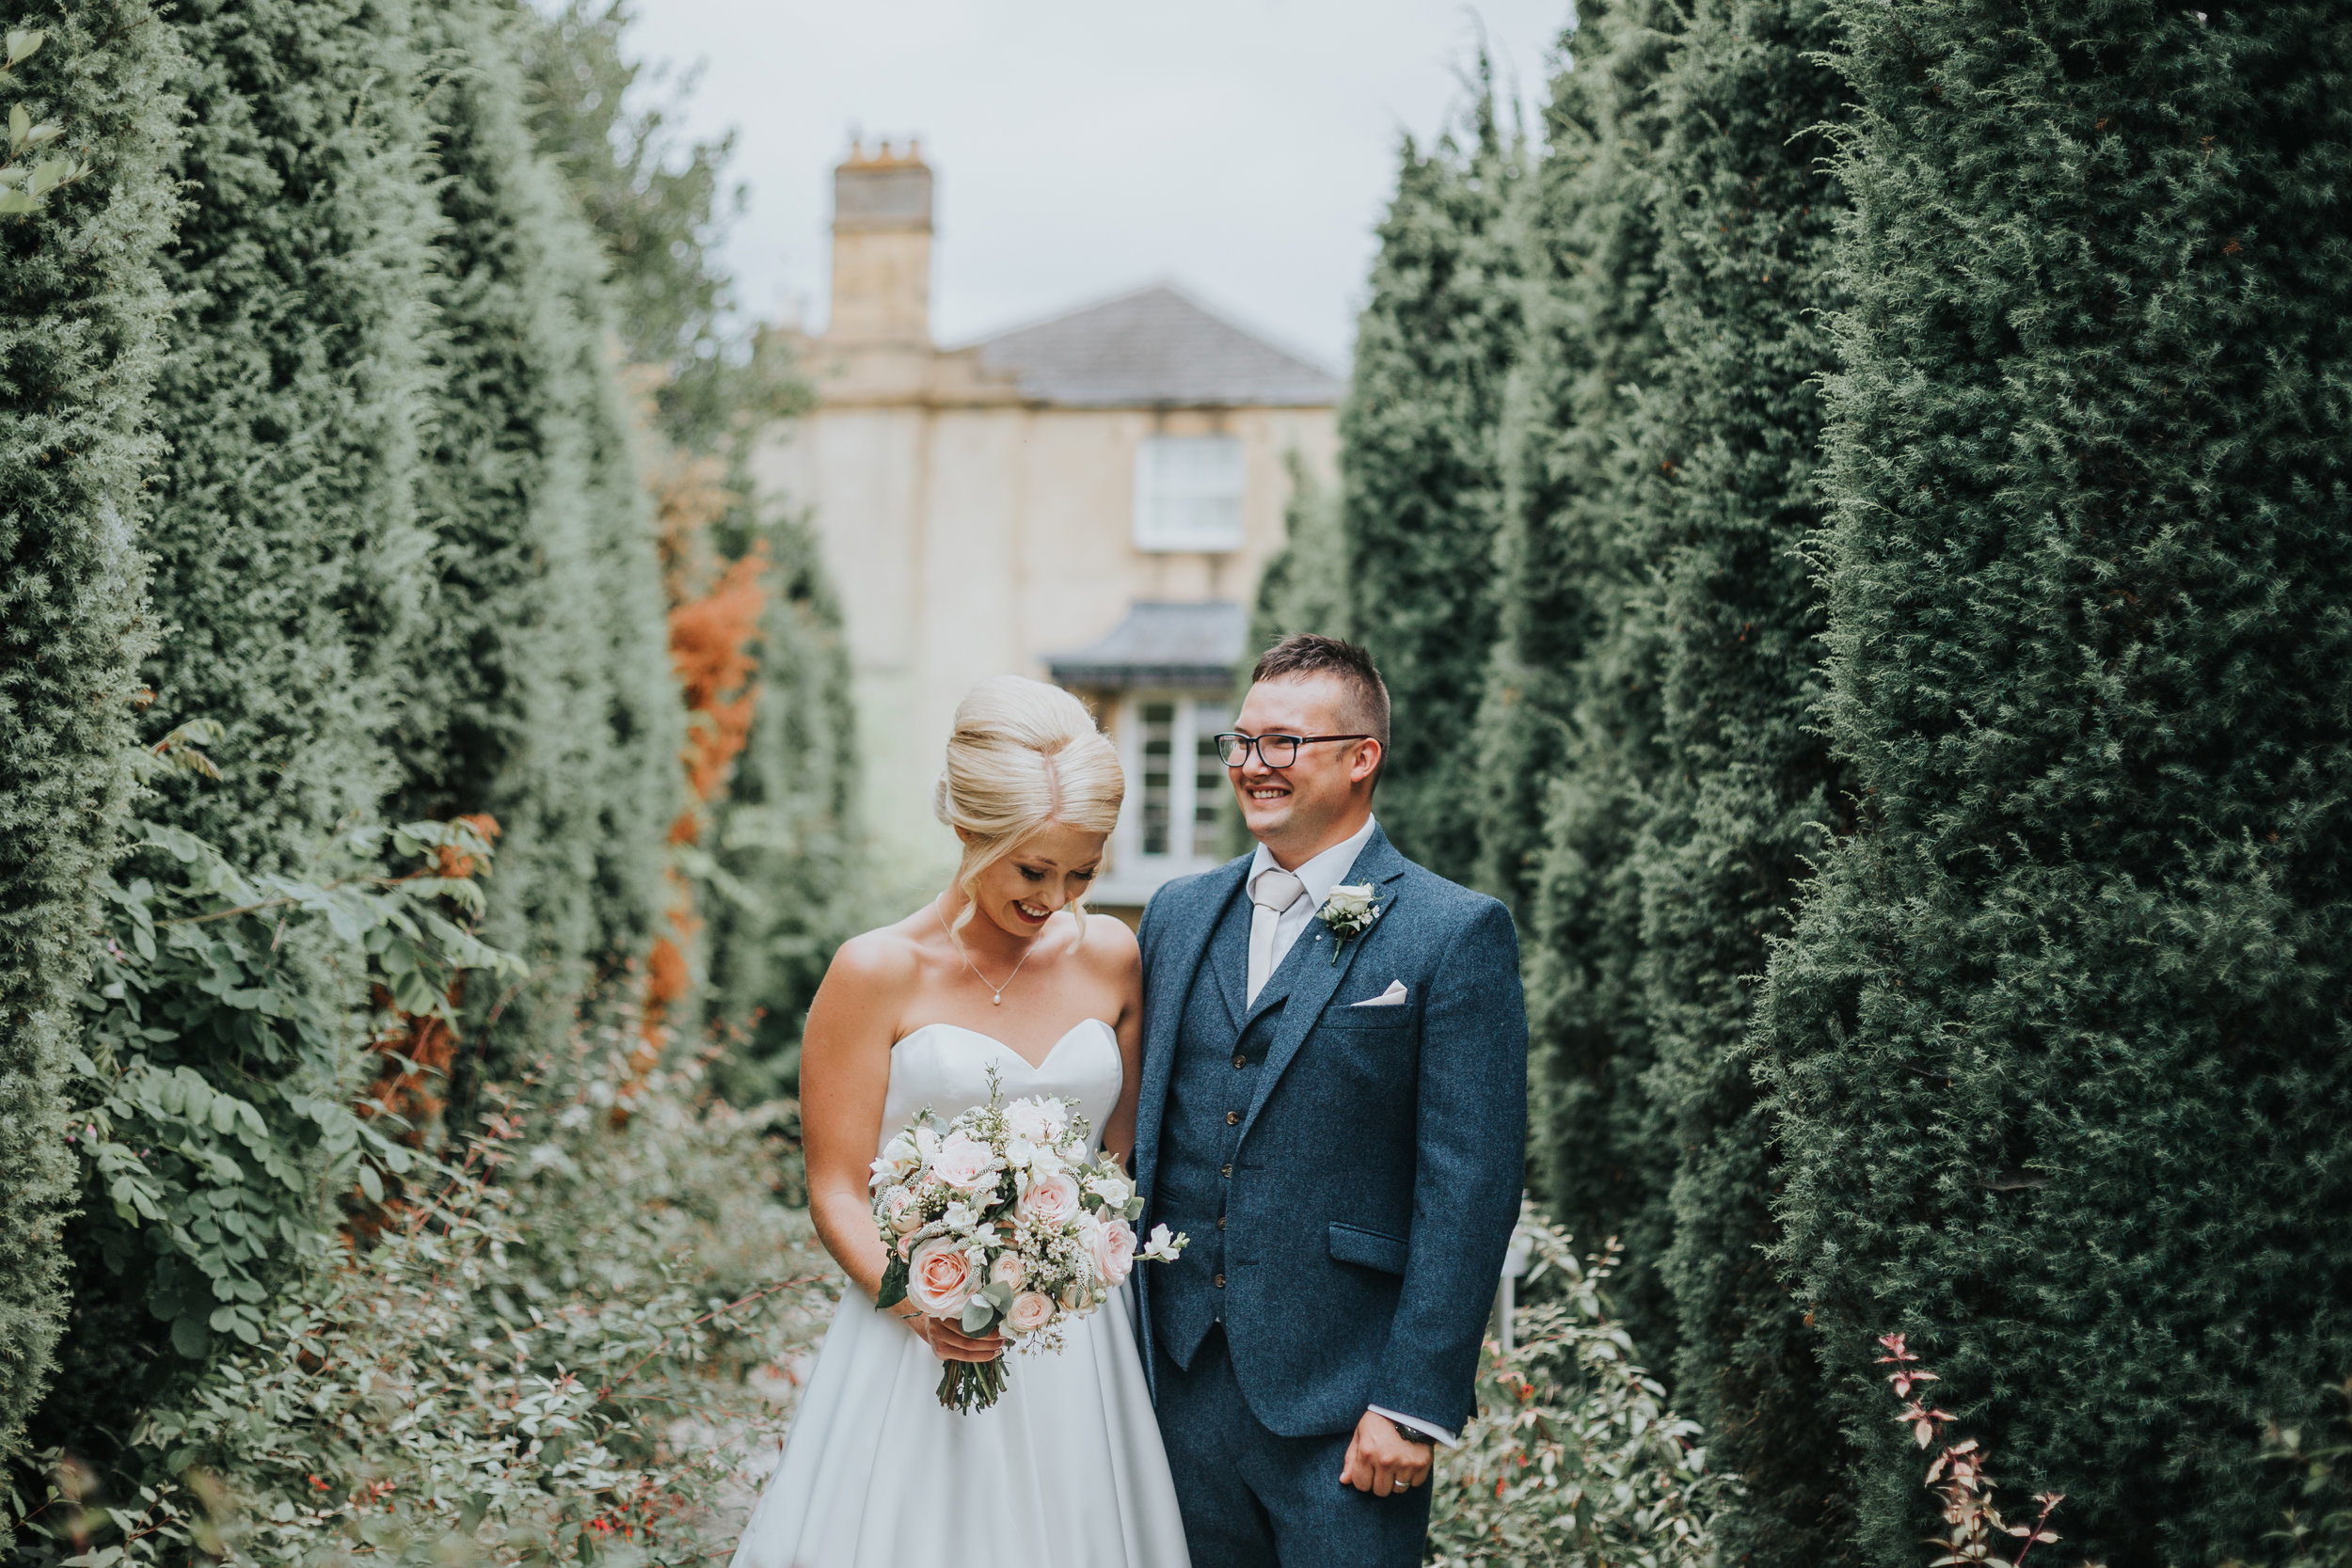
[1250, 635, 1391, 777]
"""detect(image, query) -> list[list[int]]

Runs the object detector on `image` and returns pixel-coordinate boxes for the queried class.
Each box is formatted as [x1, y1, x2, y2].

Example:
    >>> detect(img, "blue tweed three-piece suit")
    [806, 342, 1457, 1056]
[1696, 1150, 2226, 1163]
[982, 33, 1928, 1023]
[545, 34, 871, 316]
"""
[1134, 826, 1528, 1568]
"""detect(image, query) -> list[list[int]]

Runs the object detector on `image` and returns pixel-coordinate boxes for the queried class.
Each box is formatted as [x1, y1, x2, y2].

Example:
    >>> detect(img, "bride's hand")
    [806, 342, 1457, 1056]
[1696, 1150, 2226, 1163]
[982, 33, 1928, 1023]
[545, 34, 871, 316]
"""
[898, 1310, 1004, 1363]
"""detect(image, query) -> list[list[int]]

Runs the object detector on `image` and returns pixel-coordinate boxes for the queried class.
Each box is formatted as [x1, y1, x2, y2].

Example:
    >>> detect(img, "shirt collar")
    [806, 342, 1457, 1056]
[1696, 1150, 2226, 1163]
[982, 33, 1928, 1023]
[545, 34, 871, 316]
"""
[1248, 816, 1379, 911]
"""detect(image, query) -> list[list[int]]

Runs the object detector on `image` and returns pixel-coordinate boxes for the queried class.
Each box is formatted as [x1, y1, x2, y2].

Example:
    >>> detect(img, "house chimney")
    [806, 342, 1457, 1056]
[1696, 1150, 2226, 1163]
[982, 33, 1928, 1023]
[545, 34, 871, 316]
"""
[827, 138, 932, 345]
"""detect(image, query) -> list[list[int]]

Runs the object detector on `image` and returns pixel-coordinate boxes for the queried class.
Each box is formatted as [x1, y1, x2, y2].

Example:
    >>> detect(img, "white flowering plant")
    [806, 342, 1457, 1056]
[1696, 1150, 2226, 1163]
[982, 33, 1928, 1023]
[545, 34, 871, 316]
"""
[870, 1066, 1185, 1413]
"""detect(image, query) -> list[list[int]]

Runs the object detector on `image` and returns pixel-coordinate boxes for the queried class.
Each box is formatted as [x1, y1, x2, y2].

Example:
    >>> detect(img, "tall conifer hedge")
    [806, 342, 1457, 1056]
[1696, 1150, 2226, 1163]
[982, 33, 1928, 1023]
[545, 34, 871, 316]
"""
[397, 0, 678, 1109]
[1756, 6, 2352, 1562]
[1340, 83, 1520, 881]
[1499, 0, 1682, 1359]
[1628, 2, 1857, 1558]
[135, 0, 436, 873]
[0, 1, 180, 1470]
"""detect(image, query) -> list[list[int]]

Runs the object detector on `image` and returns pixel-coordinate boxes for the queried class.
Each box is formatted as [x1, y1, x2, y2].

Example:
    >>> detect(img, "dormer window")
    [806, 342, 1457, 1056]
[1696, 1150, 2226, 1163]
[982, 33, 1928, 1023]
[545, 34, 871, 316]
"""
[1133, 436, 1245, 553]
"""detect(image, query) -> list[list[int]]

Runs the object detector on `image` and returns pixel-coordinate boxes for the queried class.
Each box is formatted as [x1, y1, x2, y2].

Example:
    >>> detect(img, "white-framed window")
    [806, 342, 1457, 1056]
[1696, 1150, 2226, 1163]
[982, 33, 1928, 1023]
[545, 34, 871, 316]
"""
[1133, 436, 1245, 553]
[1097, 692, 1231, 904]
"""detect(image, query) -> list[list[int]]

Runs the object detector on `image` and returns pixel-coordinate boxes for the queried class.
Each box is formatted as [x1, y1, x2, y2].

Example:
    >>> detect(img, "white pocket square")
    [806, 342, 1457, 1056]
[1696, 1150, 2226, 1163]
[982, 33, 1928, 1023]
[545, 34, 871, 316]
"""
[1350, 980, 1409, 1007]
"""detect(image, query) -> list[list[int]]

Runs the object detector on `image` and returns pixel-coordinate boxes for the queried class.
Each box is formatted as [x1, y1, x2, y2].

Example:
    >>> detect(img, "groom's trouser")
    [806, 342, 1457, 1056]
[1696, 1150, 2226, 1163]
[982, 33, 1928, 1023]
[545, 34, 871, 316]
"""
[1157, 1327, 1431, 1568]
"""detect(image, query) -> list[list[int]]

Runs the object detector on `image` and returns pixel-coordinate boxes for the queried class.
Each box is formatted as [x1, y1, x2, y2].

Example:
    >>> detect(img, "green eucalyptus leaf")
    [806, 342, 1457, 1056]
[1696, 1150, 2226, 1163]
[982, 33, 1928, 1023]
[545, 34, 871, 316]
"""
[6, 27, 42, 64]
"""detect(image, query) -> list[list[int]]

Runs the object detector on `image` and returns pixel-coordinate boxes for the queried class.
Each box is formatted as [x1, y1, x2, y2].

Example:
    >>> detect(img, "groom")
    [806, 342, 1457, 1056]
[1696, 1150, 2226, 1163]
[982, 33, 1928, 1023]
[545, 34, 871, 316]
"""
[1133, 634, 1527, 1568]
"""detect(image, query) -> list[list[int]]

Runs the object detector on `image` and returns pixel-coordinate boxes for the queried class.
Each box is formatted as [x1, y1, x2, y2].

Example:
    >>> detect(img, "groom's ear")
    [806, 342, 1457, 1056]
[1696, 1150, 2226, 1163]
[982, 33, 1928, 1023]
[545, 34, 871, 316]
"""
[1349, 737, 1383, 789]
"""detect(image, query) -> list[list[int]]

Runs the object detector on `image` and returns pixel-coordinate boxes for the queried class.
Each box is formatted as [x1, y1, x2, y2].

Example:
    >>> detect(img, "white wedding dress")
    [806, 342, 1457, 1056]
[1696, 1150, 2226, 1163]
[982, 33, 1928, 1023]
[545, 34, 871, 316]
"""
[729, 1019, 1192, 1568]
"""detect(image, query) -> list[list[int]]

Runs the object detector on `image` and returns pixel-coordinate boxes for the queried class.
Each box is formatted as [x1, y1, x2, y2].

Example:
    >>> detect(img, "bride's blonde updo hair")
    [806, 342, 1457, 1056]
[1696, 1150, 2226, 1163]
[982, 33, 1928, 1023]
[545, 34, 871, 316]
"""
[934, 676, 1125, 941]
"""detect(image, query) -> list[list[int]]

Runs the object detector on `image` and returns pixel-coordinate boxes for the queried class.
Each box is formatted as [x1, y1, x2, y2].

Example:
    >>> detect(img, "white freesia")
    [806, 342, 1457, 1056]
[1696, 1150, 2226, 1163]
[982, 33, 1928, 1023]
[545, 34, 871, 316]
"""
[1142, 1223, 1186, 1264]
[1004, 1133, 1039, 1170]
[943, 1200, 981, 1235]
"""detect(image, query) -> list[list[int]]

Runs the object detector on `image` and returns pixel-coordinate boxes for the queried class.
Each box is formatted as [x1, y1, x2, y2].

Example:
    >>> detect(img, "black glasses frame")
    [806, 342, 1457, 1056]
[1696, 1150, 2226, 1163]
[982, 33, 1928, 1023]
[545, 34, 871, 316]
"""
[1213, 732, 1375, 769]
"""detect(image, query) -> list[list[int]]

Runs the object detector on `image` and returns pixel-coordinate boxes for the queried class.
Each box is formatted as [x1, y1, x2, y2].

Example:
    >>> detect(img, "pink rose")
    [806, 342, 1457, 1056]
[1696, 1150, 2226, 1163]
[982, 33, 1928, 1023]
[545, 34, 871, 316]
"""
[929, 1131, 997, 1192]
[1007, 1291, 1056, 1335]
[906, 1236, 977, 1314]
[881, 1186, 920, 1234]
[1017, 1170, 1081, 1227]
[989, 1253, 1025, 1290]
[1090, 1216, 1136, 1287]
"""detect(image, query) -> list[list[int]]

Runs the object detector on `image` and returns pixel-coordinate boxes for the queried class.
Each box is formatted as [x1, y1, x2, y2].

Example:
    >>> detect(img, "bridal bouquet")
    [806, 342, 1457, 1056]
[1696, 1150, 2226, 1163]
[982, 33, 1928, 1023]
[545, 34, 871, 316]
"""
[870, 1068, 1185, 1413]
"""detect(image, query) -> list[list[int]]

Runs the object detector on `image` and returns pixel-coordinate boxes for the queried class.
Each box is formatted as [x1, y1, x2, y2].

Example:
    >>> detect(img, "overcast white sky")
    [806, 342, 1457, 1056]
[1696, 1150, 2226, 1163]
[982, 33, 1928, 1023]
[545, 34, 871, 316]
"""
[623, 0, 1573, 372]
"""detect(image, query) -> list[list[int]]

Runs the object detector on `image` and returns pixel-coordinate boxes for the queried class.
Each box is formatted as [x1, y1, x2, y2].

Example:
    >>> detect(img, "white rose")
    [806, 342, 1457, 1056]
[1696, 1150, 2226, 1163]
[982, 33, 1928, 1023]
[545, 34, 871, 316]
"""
[1003, 1098, 1064, 1145]
[1322, 883, 1375, 920]
[943, 1200, 980, 1235]
[1085, 1171, 1133, 1210]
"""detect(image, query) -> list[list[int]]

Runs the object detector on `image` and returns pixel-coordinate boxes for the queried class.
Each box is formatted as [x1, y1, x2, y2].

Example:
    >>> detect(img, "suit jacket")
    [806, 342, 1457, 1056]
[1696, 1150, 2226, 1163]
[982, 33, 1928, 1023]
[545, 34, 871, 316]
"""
[1134, 825, 1527, 1438]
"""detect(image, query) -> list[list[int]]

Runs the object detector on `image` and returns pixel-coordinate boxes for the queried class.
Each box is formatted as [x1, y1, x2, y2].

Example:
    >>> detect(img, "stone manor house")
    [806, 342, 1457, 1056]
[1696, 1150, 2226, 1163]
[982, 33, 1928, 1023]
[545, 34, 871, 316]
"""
[753, 142, 1342, 913]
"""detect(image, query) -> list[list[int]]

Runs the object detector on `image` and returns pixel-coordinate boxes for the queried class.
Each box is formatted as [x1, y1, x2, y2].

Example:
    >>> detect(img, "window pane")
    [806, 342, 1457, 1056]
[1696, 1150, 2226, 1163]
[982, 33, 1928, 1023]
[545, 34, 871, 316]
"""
[1140, 702, 1174, 857]
[1133, 436, 1246, 553]
[1192, 726, 1224, 860]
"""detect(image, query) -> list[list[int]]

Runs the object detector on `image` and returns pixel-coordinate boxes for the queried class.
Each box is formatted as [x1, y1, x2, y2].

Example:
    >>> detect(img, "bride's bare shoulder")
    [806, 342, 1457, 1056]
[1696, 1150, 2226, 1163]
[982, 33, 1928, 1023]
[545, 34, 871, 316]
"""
[1075, 911, 1140, 978]
[822, 914, 934, 999]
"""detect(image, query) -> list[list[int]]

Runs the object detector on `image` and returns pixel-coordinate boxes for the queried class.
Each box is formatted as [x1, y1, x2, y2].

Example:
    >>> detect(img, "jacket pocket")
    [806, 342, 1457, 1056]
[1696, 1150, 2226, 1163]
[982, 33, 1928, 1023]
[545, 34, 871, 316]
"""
[1327, 1222, 1409, 1275]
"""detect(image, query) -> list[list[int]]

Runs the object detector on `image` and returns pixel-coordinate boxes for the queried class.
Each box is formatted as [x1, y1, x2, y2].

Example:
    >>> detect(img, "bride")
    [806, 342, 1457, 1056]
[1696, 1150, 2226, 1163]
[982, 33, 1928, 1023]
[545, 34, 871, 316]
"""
[729, 677, 1191, 1568]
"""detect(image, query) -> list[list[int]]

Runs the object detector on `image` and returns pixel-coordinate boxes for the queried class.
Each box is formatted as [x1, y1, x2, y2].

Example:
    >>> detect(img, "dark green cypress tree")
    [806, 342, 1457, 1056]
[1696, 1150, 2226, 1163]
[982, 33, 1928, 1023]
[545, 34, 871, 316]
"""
[398, 0, 678, 1105]
[1627, 2, 1857, 1558]
[1494, 0, 1682, 1360]
[0, 0, 180, 1475]
[133, 0, 437, 874]
[1340, 74, 1521, 881]
[1756, 6, 2352, 1562]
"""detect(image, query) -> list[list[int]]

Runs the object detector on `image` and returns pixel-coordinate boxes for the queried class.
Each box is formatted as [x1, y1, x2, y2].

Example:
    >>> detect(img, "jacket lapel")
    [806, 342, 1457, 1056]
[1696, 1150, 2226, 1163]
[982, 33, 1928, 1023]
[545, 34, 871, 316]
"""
[1234, 827, 1409, 1149]
[1135, 856, 1249, 1204]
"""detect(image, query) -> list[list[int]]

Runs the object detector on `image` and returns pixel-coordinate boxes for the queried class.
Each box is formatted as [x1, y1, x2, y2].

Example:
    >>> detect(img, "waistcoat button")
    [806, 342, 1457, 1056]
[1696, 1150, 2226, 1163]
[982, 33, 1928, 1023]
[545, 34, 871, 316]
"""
[1232, 1053, 1247, 1069]
[1213, 1274, 1226, 1289]
[1225, 1110, 1239, 1126]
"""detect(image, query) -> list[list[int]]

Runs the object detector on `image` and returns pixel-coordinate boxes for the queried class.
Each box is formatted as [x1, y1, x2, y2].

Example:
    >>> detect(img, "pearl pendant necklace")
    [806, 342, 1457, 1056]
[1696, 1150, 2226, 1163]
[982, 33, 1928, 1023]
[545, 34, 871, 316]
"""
[936, 895, 1035, 1005]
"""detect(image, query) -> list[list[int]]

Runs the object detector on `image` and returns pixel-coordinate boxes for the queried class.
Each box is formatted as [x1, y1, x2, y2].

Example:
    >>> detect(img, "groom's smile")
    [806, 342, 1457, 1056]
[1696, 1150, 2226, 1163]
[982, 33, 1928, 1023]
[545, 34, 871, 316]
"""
[1226, 673, 1384, 867]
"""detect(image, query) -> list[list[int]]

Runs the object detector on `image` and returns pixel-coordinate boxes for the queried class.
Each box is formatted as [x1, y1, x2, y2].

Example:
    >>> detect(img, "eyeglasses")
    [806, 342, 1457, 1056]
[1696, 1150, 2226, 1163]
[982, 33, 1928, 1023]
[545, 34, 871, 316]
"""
[1212, 732, 1374, 769]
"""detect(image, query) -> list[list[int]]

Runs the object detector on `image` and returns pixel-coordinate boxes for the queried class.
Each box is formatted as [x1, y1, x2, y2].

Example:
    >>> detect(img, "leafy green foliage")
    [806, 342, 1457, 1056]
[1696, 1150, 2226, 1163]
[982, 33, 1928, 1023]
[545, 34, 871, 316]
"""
[2251, 1383, 2352, 1568]
[1627, 3, 1859, 1559]
[0, 0, 181, 1474]
[64, 808, 518, 1370]
[1339, 70, 1523, 879]
[1756, 5, 2352, 1561]
[135, 0, 438, 873]
[8, 1035, 834, 1568]
[1427, 1210, 1722, 1568]
[1499, 0, 1682, 1366]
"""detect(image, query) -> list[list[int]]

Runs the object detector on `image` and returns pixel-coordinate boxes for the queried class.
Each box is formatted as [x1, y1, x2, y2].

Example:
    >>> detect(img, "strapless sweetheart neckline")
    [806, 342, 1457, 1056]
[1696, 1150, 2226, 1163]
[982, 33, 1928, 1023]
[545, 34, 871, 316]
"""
[892, 1016, 1116, 1074]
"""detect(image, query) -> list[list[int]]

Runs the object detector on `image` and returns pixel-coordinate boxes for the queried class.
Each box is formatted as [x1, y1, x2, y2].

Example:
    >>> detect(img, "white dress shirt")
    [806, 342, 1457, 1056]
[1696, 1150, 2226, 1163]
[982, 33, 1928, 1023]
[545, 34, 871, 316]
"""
[1243, 816, 1457, 1450]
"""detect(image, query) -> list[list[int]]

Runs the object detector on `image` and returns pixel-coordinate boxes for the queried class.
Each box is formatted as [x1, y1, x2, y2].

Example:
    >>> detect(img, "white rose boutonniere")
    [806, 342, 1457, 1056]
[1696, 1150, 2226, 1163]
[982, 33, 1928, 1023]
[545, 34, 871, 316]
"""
[1316, 882, 1384, 963]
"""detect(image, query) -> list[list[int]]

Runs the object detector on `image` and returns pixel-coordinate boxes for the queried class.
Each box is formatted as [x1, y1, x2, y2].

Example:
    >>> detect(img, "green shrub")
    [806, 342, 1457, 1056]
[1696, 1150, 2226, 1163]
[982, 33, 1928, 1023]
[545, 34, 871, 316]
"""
[7, 1032, 834, 1567]
[1427, 1208, 1721, 1568]
[1339, 70, 1522, 880]
[0, 0, 181, 1473]
[1756, 5, 2352, 1561]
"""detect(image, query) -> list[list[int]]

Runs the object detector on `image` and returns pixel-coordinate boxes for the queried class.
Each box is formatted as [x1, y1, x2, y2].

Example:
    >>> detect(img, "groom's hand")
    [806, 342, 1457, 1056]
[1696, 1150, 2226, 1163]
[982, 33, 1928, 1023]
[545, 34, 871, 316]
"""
[1339, 1411, 1432, 1497]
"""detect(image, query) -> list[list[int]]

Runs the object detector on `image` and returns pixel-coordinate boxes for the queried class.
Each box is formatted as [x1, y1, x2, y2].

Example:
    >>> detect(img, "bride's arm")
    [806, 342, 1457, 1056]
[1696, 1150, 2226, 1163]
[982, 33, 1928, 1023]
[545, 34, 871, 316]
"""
[799, 931, 1003, 1364]
[1090, 914, 1146, 1171]
[798, 932, 907, 1303]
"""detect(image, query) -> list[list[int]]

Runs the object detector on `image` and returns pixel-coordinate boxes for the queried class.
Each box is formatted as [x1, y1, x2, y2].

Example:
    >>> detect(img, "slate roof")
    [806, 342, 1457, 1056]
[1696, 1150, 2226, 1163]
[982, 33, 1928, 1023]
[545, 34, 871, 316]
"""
[970, 285, 1342, 408]
[1044, 600, 1248, 690]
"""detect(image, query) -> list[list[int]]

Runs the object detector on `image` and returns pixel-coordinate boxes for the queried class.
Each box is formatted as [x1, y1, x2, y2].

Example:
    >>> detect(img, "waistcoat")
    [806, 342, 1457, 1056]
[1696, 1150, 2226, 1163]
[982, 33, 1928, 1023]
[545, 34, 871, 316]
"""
[1148, 886, 1311, 1370]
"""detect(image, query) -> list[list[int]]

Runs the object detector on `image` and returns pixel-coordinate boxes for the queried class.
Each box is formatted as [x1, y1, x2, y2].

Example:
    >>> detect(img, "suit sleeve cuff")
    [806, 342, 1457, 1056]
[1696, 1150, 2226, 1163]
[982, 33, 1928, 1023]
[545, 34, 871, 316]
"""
[1369, 1404, 1459, 1449]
